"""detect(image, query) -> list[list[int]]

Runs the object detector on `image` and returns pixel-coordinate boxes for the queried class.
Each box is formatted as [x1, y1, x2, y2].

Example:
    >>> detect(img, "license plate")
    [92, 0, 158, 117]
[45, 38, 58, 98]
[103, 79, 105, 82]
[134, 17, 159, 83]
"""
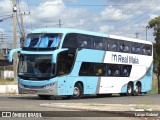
[29, 90, 37, 94]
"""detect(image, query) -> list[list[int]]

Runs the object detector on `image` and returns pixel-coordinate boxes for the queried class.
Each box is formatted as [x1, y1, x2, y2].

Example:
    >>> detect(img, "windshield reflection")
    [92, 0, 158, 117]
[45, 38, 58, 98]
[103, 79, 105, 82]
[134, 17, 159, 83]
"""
[23, 33, 62, 50]
[18, 54, 55, 80]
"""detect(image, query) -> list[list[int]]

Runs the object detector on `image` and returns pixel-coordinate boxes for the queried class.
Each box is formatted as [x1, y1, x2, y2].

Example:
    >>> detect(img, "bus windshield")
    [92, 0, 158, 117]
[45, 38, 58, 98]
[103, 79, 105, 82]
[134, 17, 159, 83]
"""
[18, 54, 55, 80]
[23, 33, 62, 50]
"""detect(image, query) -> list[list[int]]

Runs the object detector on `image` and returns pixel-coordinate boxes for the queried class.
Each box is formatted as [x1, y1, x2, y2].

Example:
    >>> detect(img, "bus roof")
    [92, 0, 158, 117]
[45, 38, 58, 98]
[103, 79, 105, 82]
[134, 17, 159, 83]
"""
[109, 34, 152, 45]
[31, 28, 152, 45]
[31, 28, 108, 38]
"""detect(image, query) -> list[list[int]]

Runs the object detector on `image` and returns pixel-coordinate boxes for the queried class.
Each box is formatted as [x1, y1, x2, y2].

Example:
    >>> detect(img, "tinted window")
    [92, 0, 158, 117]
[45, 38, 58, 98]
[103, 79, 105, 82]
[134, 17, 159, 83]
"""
[79, 62, 132, 77]
[131, 42, 142, 54]
[119, 41, 130, 53]
[79, 62, 94, 76]
[107, 39, 118, 52]
[142, 44, 152, 56]
[77, 35, 93, 49]
[63, 33, 93, 49]
[93, 37, 106, 50]
[62, 33, 77, 48]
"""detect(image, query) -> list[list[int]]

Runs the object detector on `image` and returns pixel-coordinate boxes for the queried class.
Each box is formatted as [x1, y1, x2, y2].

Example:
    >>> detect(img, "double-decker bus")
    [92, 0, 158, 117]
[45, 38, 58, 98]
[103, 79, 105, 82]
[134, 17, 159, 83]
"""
[9, 28, 153, 99]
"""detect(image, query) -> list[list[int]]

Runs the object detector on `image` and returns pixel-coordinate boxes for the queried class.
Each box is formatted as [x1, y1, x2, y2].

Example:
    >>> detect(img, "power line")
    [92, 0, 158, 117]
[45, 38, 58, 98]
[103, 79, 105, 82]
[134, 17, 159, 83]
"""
[110, 4, 160, 33]
[106, 0, 146, 27]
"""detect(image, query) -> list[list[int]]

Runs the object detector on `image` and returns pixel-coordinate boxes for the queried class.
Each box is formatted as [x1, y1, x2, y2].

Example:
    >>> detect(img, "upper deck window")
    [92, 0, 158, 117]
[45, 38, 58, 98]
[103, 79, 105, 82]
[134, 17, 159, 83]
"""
[119, 41, 130, 53]
[23, 33, 62, 51]
[107, 39, 118, 52]
[142, 44, 152, 56]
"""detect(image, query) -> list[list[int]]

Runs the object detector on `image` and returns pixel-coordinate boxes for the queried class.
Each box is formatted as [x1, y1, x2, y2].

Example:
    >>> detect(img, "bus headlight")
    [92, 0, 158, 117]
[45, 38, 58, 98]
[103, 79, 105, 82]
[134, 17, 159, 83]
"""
[18, 83, 24, 88]
[44, 82, 55, 89]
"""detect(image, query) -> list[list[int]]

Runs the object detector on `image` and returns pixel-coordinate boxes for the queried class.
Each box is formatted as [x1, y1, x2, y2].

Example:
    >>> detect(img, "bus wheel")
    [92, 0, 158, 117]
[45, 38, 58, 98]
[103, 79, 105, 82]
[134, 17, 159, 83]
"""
[133, 83, 141, 96]
[127, 83, 133, 96]
[38, 95, 53, 100]
[72, 83, 83, 99]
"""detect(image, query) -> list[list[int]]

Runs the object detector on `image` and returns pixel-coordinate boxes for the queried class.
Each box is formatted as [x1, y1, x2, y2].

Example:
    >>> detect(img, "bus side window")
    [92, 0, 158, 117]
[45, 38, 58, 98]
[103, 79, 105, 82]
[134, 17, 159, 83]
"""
[57, 51, 75, 76]
[62, 33, 77, 48]
[81, 41, 87, 48]
[107, 39, 118, 52]
[120, 65, 132, 77]
[119, 41, 130, 53]
[131, 42, 142, 54]
[94, 37, 106, 50]
[108, 43, 116, 51]
[79, 62, 93, 76]
[142, 44, 152, 56]
[94, 63, 105, 76]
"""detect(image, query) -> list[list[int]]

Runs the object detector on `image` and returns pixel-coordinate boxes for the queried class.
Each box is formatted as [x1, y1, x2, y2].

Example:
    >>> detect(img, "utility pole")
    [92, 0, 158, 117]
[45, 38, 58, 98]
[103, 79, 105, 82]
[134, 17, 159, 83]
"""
[135, 32, 139, 38]
[59, 19, 62, 27]
[12, 0, 17, 82]
[19, 12, 30, 47]
[20, 13, 25, 40]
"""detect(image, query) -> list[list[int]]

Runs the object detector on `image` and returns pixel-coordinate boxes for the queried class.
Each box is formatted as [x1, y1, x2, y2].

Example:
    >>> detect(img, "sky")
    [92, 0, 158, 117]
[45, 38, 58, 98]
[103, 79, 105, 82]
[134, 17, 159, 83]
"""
[0, 0, 160, 45]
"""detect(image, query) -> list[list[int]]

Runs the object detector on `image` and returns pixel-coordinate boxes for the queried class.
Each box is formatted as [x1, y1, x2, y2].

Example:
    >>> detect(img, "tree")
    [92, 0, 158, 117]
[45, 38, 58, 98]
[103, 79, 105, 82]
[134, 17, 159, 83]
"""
[148, 16, 160, 93]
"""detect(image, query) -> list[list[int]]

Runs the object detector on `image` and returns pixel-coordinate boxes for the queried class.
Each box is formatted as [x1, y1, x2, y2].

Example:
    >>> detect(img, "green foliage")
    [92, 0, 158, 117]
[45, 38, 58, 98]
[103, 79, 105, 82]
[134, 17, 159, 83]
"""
[148, 16, 160, 93]
[148, 16, 160, 43]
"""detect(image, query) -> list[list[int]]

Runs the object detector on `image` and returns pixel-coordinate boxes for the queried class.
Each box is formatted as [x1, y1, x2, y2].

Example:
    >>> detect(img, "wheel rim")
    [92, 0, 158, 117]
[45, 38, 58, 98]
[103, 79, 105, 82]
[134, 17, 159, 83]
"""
[127, 85, 132, 94]
[135, 86, 139, 93]
[73, 87, 80, 97]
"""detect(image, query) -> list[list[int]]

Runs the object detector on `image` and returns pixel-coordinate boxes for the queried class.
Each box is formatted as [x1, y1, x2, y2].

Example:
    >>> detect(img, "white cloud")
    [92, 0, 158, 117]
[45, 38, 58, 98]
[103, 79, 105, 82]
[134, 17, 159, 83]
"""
[95, 6, 132, 22]
[24, 0, 91, 29]
[0, 28, 4, 33]
[98, 25, 114, 33]
[31, 0, 65, 22]
[149, 14, 159, 20]
[0, 0, 12, 14]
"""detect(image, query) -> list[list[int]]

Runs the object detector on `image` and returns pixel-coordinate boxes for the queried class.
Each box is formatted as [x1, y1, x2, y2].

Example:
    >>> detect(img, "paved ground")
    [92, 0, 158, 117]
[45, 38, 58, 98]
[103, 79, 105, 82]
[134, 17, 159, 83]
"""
[0, 94, 160, 120]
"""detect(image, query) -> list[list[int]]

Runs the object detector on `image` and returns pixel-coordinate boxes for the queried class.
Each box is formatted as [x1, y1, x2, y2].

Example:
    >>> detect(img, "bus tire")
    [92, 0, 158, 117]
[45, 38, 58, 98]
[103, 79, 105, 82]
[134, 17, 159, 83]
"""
[72, 83, 83, 99]
[133, 83, 141, 96]
[38, 95, 52, 100]
[127, 83, 133, 96]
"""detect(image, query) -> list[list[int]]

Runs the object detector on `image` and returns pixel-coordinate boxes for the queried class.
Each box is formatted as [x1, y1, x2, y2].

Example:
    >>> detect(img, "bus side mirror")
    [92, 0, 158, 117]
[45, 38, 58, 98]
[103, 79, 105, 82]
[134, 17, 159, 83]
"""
[8, 48, 21, 62]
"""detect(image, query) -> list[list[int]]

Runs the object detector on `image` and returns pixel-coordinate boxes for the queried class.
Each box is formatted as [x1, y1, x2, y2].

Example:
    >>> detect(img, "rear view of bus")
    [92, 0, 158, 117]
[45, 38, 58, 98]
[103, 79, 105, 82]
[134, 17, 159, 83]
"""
[8, 28, 153, 99]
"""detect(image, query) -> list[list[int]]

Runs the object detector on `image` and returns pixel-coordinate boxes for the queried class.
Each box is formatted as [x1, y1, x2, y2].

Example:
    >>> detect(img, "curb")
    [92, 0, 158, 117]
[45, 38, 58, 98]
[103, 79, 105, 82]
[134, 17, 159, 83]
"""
[0, 85, 18, 94]
[40, 103, 160, 117]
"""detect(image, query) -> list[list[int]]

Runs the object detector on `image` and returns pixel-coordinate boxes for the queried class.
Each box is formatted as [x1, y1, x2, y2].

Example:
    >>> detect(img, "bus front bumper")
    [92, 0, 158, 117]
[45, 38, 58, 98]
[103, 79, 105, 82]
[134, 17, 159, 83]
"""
[18, 82, 58, 95]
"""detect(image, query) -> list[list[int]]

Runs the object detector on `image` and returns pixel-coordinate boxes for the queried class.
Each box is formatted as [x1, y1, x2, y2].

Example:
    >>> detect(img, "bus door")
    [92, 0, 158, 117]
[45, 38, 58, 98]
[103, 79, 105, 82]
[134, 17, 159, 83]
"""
[56, 49, 77, 95]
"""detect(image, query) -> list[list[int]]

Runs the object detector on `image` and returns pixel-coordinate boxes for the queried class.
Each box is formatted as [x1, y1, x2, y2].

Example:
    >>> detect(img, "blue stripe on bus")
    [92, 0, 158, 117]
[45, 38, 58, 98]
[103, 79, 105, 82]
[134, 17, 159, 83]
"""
[18, 78, 57, 87]
[76, 49, 105, 62]
[139, 64, 153, 92]
[121, 63, 153, 93]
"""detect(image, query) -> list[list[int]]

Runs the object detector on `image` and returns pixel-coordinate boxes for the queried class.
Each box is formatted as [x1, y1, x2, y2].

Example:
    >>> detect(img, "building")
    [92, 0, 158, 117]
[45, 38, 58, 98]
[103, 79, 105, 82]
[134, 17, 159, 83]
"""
[0, 42, 12, 59]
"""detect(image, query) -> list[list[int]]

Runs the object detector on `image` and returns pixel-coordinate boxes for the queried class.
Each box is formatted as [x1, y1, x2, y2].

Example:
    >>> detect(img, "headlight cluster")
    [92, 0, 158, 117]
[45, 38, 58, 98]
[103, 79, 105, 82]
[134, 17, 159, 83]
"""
[18, 83, 24, 88]
[43, 82, 55, 89]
